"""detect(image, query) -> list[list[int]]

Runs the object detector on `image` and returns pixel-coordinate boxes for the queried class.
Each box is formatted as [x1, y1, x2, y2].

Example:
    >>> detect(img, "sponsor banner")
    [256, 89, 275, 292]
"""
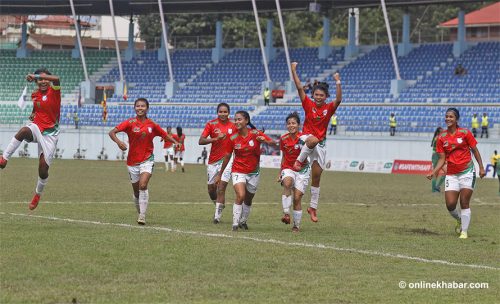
[325, 159, 393, 174]
[392, 160, 432, 175]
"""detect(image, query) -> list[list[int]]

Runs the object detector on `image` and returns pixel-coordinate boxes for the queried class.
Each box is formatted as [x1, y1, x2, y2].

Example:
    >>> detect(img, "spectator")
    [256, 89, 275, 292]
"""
[389, 113, 396, 136]
[454, 64, 467, 76]
[73, 112, 79, 129]
[264, 87, 270, 106]
[197, 147, 208, 165]
[471, 113, 479, 138]
[481, 112, 489, 138]
[329, 113, 337, 135]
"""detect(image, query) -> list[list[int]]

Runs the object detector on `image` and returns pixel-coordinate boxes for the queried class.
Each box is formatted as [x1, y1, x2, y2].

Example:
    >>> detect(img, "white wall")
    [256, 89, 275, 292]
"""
[1, 126, 498, 169]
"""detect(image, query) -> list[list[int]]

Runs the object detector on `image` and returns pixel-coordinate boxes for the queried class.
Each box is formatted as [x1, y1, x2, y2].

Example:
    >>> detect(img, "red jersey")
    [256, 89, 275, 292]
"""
[201, 118, 237, 164]
[163, 131, 173, 149]
[302, 95, 336, 141]
[32, 85, 61, 134]
[436, 128, 477, 175]
[172, 134, 185, 152]
[280, 132, 303, 170]
[115, 117, 167, 166]
[228, 129, 272, 174]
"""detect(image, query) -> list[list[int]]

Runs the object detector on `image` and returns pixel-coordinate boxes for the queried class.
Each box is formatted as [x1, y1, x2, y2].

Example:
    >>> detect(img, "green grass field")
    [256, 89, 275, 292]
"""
[1, 158, 499, 303]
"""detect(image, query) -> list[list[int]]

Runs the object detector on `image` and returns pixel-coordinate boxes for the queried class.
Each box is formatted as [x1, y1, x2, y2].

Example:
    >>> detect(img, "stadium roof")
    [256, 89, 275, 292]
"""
[439, 2, 500, 28]
[0, 0, 480, 16]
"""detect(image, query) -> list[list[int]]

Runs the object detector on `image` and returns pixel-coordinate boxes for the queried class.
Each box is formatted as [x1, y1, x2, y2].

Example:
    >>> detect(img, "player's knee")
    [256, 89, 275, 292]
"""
[138, 183, 148, 191]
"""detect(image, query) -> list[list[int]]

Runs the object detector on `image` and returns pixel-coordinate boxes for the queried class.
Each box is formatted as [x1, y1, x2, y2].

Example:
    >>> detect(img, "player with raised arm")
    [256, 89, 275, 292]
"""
[109, 98, 178, 225]
[290, 62, 342, 222]
[0, 68, 61, 210]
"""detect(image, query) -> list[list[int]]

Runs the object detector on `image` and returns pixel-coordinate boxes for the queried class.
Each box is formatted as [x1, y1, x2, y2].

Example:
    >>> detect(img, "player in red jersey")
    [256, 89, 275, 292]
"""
[277, 112, 310, 232]
[109, 98, 178, 225]
[0, 68, 61, 210]
[162, 126, 175, 172]
[172, 126, 186, 173]
[427, 108, 485, 239]
[291, 62, 342, 222]
[217, 111, 276, 231]
[199, 103, 237, 224]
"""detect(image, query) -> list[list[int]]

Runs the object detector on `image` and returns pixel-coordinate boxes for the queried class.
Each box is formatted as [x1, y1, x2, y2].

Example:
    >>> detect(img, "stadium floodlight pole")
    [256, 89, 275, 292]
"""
[251, 0, 271, 82]
[108, 0, 125, 83]
[158, 0, 174, 82]
[69, 0, 89, 81]
[380, 0, 401, 80]
[275, 0, 293, 83]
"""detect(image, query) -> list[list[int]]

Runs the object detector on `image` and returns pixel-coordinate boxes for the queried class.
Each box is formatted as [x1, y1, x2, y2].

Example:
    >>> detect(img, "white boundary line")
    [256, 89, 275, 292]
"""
[1, 201, 498, 207]
[1, 212, 498, 271]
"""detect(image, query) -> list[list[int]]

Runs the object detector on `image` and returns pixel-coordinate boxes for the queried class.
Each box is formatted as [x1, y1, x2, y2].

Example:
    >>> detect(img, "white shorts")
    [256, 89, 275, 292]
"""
[445, 171, 476, 192]
[207, 158, 233, 185]
[232, 172, 260, 194]
[299, 134, 327, 169]
[163, 147, 175, 157]
[175, 151, 184, 159]
[280, 168, 310, 194]
[127, 160, 154, 183]
[26, 122, 58, 166]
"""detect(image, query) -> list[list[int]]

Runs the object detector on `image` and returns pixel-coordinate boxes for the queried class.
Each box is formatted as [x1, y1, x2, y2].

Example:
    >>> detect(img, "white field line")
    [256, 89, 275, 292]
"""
[1, 201, 498, 207]
[1, 212, 499, 271]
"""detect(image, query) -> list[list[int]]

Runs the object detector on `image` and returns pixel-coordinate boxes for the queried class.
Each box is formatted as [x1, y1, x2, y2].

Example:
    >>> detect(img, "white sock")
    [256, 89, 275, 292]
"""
[139, 189, 149, 216]
[3, 138, 22, 160]
[310, 186, 320, 210]
[180, 160, 185, 167]
[232, 203, 242, 226]
[297, 145, 313, 163]
[448, 208, 460, 221]
[214, 202, 224, 220]
[240, 203, 251, 223]
[169, 160, 174, 170]
[165, 161, 169, 170]
[35, 177, 48, 195]
[293, 210, 302, 228]
[133, 195, 140, 213]
[461, 208, 471, 233]
[282, 195, 292, 214]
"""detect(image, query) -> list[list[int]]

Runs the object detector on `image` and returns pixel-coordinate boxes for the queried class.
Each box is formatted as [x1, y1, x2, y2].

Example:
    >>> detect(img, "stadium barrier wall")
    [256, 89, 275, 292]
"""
[1, 127, 498, 178]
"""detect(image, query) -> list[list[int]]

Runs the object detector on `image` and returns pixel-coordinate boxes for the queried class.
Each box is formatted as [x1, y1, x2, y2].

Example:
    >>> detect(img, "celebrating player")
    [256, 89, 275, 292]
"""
[277, 112, 310, 232]
[172, 126, 186, 173]
[0, 68, 61, 210]
[199, 103, 237, 223]
[109, 98, 178, 225]
[291, 62, 342, 222]
[217, 111, 276, 231]
[162, 126, 175, 172]
[427, 108, 485, 239]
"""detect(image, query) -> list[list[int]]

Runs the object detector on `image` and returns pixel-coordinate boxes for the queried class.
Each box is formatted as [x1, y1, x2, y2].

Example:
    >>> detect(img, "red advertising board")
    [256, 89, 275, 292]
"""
[391, 160, 433, 175]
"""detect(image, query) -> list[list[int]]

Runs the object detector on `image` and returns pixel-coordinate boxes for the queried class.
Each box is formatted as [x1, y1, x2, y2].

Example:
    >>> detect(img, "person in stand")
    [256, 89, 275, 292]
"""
[431, 127, 445, 192]
[389, 113, 396, 136]
[329, 113, 337, 135]
[427, 108, 485, 239]
[0, 68, 61, 210]
[277, 112, 310, 232]
[290, 62, 342, 223]
[264, 87, 270, 106]
[199, 103, 237, 223]
[109, 98, 178, 225]
[216, 111, 276, 231]
[471, 113, 479, 138]
[73, 111, 79, 129]
[480, 112, 489, 138]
